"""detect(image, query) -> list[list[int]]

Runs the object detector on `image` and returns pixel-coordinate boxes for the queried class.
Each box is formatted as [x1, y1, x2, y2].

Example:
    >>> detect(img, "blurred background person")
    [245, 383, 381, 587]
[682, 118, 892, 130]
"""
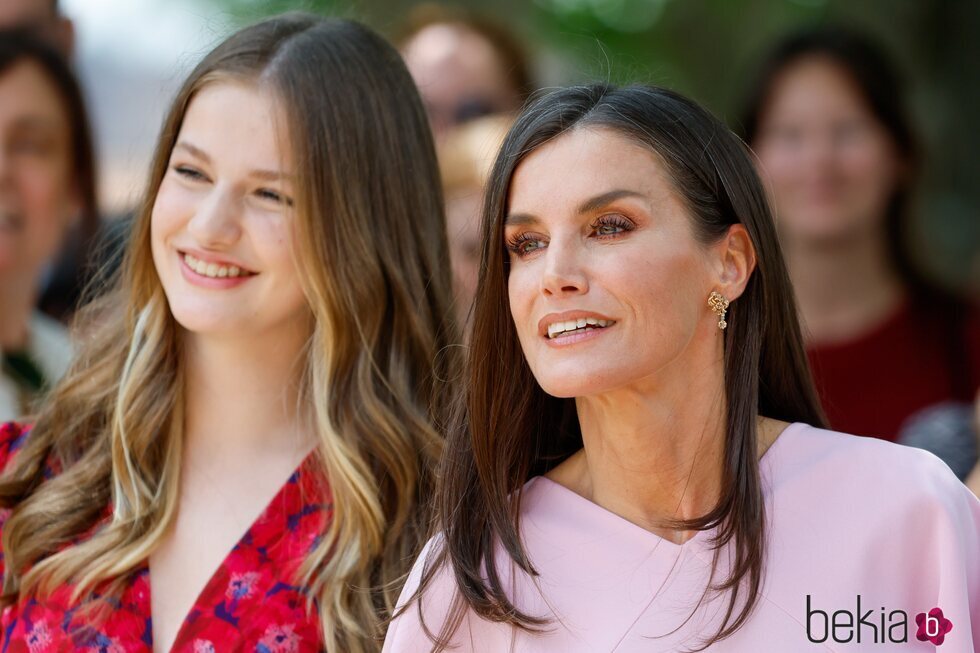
[438, 113, 512, 328]
[397, 4, 532, 141]
[0, 1, 110, 326]
[0, 30, 97, 420]
[741, 27, 980, 479]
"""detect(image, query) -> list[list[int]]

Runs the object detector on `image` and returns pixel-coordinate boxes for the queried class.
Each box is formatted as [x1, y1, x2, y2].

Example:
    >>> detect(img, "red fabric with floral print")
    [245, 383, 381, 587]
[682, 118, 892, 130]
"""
[0, 422, 332, 652]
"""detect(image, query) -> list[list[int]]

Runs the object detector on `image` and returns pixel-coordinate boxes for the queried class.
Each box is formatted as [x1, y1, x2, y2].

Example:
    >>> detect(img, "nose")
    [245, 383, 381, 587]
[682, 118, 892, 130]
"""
[540, 239, 588, 297]
[187, 186, 242, 247]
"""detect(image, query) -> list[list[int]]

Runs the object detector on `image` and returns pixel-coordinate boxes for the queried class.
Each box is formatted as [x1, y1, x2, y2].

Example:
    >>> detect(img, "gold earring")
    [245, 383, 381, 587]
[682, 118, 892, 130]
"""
[708, 291, 730, 330]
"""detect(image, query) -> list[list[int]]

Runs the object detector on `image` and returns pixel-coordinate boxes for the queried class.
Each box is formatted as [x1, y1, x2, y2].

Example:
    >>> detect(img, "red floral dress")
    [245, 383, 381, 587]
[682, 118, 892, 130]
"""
[0, 422, 332, 652]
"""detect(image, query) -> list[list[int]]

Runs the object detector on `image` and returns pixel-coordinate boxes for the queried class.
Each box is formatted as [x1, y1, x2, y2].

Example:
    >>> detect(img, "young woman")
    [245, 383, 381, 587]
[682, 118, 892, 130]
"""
[383, 84, 980, 652]
[0, 30, 99, 420]
[0, 13, 458, 653]
[741, 28, 980, 465]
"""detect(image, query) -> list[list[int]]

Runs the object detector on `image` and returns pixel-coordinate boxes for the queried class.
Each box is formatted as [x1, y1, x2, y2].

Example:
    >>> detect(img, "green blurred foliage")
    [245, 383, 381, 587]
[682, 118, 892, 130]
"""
[206, 0, 979, 293]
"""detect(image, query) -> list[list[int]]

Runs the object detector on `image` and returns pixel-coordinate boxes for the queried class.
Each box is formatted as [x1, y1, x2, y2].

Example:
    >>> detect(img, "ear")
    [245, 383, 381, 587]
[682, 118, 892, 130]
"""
[709, 224, 756, 302]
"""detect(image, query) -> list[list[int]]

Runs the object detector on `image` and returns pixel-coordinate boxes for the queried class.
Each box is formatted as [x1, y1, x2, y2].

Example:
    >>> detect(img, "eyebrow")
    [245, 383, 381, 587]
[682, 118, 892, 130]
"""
[174, 140, 292, 181]
[505, 188, 647, 226]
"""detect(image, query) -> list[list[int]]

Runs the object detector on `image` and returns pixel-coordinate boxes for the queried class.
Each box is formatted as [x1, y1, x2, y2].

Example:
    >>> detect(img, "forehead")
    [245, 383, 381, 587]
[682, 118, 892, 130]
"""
[507, 126, 678, 212]
[0, 59, 68, 124]
[178, 81, 293, 167]
[763, 56, 870, 120]
[0, 0, 53, 27]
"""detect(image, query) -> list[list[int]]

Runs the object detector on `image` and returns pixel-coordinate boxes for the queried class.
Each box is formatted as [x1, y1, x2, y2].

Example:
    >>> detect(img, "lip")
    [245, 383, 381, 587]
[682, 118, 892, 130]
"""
[177, 249, 256, 289]
[537, 310, 616, 338]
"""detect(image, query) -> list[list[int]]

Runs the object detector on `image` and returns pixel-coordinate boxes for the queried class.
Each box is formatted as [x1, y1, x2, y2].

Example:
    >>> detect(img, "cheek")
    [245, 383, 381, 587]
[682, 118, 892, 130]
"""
[16, 162, 75, 243]
[256, 214, 307, 303]
[839, 140, 899, 192]
[150, 179, 200, 246]
[507, 263, 540, 344]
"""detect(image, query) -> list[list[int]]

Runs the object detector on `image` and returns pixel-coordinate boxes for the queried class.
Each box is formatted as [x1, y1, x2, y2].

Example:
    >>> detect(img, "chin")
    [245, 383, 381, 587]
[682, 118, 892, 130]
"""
[533, 368, 615, 399]
[167, 304, 241, 336]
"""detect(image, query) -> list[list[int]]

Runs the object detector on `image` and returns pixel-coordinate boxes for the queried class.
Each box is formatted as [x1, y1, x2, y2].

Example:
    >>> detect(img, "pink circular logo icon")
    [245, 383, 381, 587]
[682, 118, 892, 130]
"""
[915, 607, 953, 646]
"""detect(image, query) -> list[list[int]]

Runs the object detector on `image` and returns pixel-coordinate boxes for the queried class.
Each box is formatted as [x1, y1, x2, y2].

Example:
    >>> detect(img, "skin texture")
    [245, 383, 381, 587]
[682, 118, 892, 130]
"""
[753, 56, 906, 345]
[147, 81, 315, 653]
[0, 59, 78, 348]
[503, 126, 784, 544]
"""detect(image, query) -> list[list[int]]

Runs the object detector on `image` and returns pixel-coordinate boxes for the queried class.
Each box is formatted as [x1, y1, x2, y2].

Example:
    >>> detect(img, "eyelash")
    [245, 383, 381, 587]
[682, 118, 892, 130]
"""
[505, 214, 635, 257]
[174, 165, 207, 182]
[256, 188, 294, 207]
[173, 165, 294, 207]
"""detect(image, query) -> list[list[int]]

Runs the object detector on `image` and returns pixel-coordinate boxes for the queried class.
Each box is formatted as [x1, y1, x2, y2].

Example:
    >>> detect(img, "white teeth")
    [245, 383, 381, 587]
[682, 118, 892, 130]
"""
[546, 317, 614, 339]
[182, 253, 250, 279]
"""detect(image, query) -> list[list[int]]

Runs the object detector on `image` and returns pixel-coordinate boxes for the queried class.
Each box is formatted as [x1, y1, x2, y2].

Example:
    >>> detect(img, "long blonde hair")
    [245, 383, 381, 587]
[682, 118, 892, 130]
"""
[0, 14, 458, 653]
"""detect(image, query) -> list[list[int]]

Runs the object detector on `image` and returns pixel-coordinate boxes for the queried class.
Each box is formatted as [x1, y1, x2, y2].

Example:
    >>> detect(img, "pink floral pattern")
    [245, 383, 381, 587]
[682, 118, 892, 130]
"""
[0, 422, 332, 652]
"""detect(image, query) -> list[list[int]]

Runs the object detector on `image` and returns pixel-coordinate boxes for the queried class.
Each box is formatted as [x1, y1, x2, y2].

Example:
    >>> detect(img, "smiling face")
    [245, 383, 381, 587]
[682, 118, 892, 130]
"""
[753, 56, 902, 245]
[150, 81, 309, 340]
[0, 59, 78, 279]
[504, 127, 728, 398]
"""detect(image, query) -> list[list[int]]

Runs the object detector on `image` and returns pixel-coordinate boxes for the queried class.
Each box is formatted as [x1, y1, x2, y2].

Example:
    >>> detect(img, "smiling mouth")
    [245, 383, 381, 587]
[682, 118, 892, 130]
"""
[181, 252, 255, 279]
[546, 317, 615, 339]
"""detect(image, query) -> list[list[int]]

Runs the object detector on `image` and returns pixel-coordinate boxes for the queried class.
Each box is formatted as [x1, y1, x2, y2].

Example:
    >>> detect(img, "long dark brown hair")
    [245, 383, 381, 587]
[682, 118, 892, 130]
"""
[0, 14, 458, 653]
[414, 83, 826, 651]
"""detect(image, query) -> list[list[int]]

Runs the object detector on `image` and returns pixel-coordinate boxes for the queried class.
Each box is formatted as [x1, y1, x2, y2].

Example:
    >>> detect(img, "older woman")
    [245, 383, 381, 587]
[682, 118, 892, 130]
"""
[383, 84, 979, 652]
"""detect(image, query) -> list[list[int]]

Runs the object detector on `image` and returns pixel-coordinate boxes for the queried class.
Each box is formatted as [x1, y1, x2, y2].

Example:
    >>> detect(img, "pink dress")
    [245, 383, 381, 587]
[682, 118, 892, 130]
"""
[384, 423, 980, 652]
[0, 422, 332, 652]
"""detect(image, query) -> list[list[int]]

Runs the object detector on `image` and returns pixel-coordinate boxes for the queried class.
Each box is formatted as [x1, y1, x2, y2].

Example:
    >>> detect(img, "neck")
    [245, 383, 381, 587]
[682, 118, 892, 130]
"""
[569, 347, 728, 540]
[783, 228, 905, 345]
[181, 319, 313, 465]
[0, 271, 40, 351]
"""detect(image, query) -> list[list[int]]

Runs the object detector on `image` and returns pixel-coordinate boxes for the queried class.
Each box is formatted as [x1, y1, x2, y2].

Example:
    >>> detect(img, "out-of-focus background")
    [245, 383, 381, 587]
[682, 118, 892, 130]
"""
[66, 0, 979, 292]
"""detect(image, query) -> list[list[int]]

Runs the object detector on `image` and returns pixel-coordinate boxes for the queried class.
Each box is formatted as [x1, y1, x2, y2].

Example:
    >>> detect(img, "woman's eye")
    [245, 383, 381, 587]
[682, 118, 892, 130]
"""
[506, 233, 546, 257]
[11, 137, 51, 156]
[592, 215, 634, 238]
[256, 188, 294, 207]
[174, 165, 207, 181]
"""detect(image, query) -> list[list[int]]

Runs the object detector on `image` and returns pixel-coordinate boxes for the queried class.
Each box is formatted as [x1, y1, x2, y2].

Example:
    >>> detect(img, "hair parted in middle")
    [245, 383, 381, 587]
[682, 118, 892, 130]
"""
[414, 83, 826, 652]
[0, 13, 459, 653]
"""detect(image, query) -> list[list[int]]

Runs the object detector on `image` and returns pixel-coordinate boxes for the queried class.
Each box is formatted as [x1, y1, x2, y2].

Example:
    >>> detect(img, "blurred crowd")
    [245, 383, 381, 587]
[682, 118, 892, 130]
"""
[0, 1, 977, 494]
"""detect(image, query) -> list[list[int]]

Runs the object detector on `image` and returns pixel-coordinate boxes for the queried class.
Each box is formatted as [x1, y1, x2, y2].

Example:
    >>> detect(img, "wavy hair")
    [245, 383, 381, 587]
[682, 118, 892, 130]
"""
[0, 13, 458, 653]
[414, 83, 826, 651]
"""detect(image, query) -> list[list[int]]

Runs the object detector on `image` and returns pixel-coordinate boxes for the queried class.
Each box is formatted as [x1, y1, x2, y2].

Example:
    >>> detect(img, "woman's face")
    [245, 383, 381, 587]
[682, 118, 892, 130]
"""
[150, 81, 309, 340]
[505, 127, 723, 398]
[0, 59, 78, 278]
[753, 56, 902, 246]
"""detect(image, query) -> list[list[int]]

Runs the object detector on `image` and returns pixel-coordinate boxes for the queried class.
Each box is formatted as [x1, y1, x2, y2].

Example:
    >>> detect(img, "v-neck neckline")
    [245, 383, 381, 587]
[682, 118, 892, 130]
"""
[144, 449, 319, 653]
[531, 422, 800, 553]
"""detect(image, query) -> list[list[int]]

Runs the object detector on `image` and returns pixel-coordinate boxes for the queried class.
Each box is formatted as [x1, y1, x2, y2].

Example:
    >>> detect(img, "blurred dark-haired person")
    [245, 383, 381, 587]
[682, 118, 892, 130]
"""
[383, 84, 979, 652]
[0, 30, 97, 420]
[741, 27, 980, 481]
[398, 4, 532, 140]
